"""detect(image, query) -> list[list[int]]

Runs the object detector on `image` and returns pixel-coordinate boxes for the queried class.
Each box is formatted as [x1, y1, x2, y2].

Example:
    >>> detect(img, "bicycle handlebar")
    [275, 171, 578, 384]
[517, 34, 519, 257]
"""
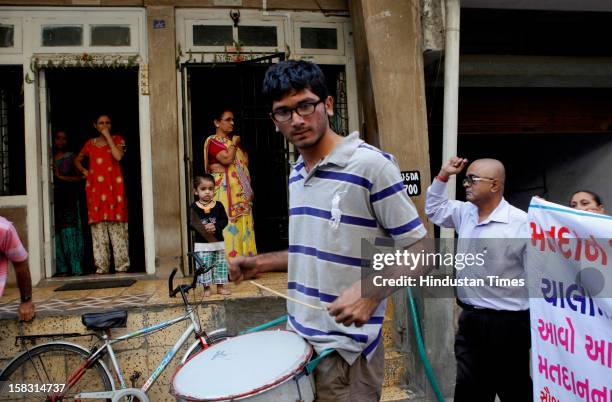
[168, 253, 215, 298]
[168, 268, 179, 297]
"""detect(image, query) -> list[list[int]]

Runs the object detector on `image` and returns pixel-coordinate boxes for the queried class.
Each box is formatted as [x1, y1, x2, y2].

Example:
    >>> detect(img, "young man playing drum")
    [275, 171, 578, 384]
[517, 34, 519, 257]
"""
[229, 60, 427, 401]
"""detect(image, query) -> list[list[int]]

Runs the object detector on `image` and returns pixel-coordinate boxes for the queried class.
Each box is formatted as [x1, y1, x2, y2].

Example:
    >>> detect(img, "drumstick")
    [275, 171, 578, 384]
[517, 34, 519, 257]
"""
[249, 280, 325, 311]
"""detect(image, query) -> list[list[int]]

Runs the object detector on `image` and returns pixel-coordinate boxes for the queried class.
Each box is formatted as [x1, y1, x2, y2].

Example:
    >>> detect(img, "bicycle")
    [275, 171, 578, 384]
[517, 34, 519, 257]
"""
[0, 257, 231, 401]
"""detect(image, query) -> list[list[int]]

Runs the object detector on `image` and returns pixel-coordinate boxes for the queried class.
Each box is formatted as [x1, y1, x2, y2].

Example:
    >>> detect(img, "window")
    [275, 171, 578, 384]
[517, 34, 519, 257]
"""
[0, 66, 26, 196]
[91, 25, 130, 46]
[0, 24, 14, 48]
[238, 26, 277, 47]
[30, 12, 142, 52]
[42, 25, 83, 47]
[193, 25, 233, 46]
[300, 27, 338, 50]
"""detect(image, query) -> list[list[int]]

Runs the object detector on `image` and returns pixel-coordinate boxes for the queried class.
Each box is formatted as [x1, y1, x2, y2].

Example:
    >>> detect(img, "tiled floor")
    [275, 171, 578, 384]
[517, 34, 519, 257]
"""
[0, 272, 289, 319]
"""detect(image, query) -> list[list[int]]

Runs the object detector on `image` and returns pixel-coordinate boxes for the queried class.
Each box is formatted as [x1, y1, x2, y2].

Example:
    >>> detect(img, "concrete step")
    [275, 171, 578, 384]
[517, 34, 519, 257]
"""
[0, 273, 413, 400]
[384, 349, 407, 387]
[381, 385, 414, 402]
[382, 297, 398, 350]
[382, 316, 395, 349]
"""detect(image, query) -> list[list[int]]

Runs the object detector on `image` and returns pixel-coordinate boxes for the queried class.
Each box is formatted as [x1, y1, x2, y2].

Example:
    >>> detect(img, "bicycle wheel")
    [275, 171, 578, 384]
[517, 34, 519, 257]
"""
[0, 342, 113, 401]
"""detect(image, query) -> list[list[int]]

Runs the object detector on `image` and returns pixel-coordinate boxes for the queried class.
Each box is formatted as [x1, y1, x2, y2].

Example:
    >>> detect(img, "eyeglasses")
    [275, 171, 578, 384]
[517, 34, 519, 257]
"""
[270, 100, 324, 123]
[97, 121, 111, 125]
[462, 174, 496, 186]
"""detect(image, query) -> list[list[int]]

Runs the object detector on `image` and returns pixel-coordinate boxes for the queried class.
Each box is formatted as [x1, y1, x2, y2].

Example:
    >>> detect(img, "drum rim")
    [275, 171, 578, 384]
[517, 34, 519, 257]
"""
[170, 330, 314, 401]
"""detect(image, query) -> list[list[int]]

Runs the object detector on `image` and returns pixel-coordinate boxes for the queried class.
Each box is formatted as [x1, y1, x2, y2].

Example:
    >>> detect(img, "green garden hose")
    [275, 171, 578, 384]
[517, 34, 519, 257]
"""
[407, 287, 445, 402]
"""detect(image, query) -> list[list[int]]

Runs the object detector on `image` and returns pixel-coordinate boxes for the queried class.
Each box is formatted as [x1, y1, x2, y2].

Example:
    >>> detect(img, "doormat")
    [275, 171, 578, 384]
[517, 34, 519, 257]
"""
[55, 279, 137, 292]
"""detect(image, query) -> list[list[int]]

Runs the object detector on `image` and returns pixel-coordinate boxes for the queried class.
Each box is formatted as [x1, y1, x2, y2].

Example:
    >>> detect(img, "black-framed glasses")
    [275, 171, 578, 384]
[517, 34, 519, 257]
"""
[462, 174, 496, 186]
[270, 100, 324, 123]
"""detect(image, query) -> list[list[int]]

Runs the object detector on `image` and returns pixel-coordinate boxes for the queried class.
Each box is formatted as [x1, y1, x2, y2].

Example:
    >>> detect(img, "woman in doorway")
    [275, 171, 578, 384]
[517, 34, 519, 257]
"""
[52, 130, 85, 276]
[204, 108, 257, 258]
[74, 114, 130, 274]
[569, 190, 606, 215]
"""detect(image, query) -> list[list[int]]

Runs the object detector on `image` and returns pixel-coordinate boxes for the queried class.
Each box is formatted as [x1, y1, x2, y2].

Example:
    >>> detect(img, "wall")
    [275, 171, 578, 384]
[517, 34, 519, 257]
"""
[547, 137, 612, 209]
[351, 1, 455, 399]
[0, 0, 348, 10]
[146, 5, 182, 276]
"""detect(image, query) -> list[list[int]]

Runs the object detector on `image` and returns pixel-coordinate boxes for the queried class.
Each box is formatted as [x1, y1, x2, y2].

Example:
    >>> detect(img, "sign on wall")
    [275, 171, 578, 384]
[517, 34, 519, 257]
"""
[401, 171, 421, 197]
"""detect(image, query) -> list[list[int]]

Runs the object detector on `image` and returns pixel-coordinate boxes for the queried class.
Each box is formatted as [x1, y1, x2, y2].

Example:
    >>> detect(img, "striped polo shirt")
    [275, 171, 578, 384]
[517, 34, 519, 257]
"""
[287, 132, 427, 364]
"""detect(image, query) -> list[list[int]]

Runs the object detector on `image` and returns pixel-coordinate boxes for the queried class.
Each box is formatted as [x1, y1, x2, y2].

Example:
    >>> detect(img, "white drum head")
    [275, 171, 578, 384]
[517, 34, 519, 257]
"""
[171, 330, 312, 401]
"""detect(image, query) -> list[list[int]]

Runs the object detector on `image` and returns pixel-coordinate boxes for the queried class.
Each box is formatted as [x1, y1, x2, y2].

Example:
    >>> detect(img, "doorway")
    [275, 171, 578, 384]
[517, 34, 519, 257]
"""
[44, 68, 145, 275]
[187, 61, 288, 253]
[185, 62, 349, 254]
[0, 65, 26, 197]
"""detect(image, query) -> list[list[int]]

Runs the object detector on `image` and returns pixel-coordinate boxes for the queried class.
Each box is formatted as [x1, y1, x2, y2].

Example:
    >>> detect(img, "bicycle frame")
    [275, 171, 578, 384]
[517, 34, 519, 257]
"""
[4, 264, 219, 401]
[69, 305, 211, 400]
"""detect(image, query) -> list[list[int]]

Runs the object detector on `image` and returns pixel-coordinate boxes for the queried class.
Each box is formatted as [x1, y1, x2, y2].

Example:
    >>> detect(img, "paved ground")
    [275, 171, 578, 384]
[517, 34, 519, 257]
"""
[0, 271, 290, 319]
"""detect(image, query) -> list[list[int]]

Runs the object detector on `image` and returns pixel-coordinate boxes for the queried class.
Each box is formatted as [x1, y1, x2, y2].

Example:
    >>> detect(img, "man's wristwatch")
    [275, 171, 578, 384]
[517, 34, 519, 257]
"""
[20, 295, 32, 303]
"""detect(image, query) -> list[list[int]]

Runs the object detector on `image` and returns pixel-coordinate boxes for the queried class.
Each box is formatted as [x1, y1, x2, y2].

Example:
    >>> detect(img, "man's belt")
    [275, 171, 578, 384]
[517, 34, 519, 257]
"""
[457, 299, 529, 317]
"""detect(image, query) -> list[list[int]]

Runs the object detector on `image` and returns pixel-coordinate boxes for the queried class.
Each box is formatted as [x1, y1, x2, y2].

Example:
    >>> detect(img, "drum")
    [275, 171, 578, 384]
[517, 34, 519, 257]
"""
[171, 330, 315, 401]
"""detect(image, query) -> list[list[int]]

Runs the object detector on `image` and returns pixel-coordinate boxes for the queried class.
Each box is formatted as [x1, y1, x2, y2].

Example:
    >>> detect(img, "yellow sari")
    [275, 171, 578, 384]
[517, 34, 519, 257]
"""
[204, 135, 257, 257]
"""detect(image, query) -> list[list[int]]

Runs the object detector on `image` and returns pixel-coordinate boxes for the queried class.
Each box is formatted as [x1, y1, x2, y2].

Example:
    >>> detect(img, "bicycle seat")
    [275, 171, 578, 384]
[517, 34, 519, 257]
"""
[82, 310, 128, 330]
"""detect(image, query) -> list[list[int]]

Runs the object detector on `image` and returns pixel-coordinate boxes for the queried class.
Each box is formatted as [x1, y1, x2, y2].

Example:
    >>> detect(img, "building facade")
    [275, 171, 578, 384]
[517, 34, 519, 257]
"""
[0, 0, 364, 283]
[1, 1, 611, 399]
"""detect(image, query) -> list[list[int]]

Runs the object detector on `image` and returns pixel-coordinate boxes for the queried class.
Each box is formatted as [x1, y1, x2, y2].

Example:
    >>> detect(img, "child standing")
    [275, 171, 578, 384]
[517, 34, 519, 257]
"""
[189, 174, 230, 296]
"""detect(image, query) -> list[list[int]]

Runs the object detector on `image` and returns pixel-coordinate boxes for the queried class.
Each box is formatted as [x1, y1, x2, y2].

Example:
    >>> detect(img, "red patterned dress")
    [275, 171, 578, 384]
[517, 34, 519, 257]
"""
[80, 135, 128, 224]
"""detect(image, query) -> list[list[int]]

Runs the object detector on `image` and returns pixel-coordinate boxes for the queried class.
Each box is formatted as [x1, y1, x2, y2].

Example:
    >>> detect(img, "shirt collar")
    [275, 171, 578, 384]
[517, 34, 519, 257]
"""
[469, 197, 510, 225]
[320, 132, 362, 168]
[293, 131, 362, 172]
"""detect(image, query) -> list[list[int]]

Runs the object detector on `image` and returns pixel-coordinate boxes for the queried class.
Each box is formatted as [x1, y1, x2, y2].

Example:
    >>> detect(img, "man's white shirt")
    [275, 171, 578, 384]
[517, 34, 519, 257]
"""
[425, 178, 529, 311]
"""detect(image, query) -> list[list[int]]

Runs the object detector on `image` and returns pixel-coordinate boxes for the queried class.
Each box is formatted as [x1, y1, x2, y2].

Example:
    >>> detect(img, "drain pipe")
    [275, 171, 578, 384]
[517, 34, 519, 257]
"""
[407, 6, 460, 396]
[407, 2, 461, 401]
[441, 0, 461, 241]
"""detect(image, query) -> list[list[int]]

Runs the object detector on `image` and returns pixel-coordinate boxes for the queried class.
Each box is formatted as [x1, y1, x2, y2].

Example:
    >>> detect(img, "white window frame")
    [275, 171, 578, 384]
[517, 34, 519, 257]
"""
[31, 12, 140, 54]
[234, 20, 284, 53]
[185, 20, 235, 51]
[38, 22, 85, 49]
[180, 9, 286, 55]
[293, 21, 345, 56]
[89, 24, 133, 48]
[0, 16, 22, 54]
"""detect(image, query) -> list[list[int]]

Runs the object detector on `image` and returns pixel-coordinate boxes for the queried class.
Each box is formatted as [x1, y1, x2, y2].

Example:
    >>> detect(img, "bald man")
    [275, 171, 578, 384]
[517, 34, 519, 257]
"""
[425, 157, 532, 402]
